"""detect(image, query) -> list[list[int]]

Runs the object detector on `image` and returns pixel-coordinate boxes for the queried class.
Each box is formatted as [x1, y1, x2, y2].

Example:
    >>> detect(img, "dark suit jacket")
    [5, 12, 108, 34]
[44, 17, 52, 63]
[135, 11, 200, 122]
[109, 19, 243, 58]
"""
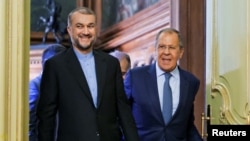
[124, 63, 203, 141]
[37, 47, 139, 141]
[29, 74, 41, 141]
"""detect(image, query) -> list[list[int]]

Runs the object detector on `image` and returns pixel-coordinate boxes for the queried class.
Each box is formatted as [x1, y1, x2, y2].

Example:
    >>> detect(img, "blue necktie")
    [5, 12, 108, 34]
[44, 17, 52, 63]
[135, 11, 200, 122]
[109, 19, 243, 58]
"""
[163, 73, 172, 124]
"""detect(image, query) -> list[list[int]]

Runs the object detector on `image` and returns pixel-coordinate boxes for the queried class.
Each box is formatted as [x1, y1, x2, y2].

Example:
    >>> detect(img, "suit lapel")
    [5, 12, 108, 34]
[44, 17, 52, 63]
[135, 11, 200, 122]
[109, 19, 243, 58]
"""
[146, 63, 163, 118]
[173, 68, 189, 117]
[93, 50, 106, 108]
[65, 48, 93, 104]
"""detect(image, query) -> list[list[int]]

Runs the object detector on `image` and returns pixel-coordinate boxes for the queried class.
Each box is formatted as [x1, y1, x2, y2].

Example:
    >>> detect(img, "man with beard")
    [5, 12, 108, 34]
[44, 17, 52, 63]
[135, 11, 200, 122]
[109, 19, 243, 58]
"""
[37, 7, 139, 141]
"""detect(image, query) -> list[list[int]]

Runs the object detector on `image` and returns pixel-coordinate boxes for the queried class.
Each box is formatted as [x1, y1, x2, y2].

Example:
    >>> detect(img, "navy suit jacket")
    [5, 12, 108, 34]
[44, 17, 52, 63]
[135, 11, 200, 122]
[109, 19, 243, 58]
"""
[37, 47, 139, 141]
[124, 63, 203, 141]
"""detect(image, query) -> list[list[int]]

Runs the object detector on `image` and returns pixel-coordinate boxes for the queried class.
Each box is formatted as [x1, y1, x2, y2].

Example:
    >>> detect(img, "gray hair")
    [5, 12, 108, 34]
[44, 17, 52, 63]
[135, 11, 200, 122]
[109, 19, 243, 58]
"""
[155, 28, 183, 48]
[67, 7, 96, 26]
[109, 50, 131, 69]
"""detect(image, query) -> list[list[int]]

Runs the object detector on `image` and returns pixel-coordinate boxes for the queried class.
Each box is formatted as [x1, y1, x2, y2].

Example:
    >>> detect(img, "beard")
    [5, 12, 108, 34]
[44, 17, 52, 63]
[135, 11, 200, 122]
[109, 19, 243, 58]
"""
[71, 36, 96, 51]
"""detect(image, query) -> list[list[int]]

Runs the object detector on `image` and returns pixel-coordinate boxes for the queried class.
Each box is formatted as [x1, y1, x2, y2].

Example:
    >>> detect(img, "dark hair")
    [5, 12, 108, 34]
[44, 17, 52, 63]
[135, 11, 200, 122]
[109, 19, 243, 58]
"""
[67, 7, 96, 26]
[155, 28, 183, 48]
[42, 44, 66, 67]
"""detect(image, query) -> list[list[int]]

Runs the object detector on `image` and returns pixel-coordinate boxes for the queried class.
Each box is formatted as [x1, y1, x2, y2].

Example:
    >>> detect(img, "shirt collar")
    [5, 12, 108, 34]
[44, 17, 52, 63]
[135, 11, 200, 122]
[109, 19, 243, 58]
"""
[73, 47, 93, 60]
[155, 62, 179, 78]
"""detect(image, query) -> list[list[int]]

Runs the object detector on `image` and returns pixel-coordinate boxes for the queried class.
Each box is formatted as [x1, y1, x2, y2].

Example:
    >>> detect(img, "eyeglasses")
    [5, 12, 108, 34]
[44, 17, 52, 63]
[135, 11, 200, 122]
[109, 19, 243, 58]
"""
[157, 45, 179, 51]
